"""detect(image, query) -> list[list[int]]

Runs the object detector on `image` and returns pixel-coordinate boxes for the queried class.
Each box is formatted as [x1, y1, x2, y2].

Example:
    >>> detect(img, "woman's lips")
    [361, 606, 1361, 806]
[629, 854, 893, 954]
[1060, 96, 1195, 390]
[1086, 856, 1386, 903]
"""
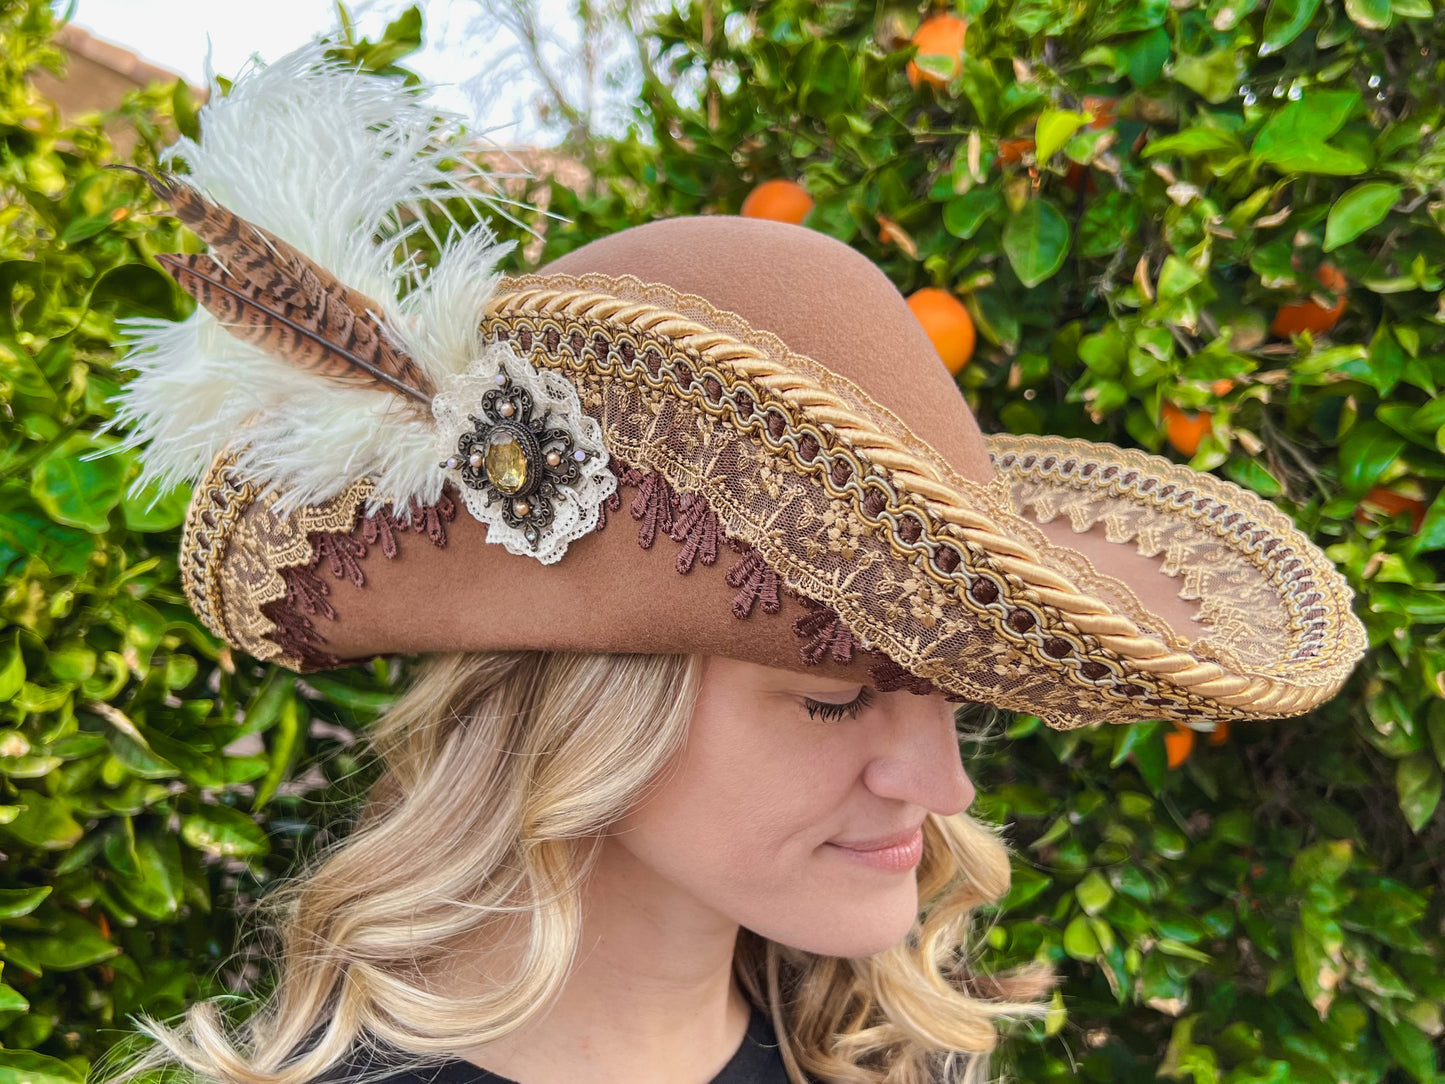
[824, 827, 924, 873]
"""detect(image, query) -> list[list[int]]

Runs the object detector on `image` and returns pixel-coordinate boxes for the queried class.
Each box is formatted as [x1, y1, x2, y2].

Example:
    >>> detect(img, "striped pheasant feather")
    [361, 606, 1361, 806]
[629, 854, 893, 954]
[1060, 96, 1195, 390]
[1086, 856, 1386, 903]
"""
[136, 168, 436, 404]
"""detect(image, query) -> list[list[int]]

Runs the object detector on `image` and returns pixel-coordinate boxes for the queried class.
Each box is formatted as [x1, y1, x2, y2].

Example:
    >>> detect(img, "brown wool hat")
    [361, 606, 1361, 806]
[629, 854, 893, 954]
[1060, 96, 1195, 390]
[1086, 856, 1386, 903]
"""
[114, 50, 1366, 730]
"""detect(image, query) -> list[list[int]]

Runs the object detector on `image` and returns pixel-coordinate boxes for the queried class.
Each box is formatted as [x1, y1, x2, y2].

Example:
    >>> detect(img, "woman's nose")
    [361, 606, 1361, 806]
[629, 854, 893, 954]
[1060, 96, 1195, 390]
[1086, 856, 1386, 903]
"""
[861, 697, 975, 816]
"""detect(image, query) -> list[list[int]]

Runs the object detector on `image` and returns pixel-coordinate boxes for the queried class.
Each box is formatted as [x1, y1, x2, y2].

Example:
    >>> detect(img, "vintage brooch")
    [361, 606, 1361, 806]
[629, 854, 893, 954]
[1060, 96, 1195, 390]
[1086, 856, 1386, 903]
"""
[433, 341, 616, 564]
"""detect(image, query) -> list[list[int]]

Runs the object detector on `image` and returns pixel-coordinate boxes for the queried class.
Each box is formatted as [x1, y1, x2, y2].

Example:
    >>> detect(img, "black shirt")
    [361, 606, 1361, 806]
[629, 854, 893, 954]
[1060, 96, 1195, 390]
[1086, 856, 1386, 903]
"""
[326, 1007, 789, 1084]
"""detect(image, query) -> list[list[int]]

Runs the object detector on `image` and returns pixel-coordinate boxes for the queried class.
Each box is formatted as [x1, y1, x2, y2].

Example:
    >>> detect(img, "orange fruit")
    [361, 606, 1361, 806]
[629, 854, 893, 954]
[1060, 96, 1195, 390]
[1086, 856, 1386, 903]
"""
[907, 287, 976, 374]
[1162, 402, 1213, 458]
[1355, 487, 1428, 533]
[1208, 719, 1230, 745]
[906, 13, 968, 88]
[1165, 724, 1195, 769]
[740, 179, 813, 224]
[1211, 378, 1236, 396]
[1270, 261, 1348, 338]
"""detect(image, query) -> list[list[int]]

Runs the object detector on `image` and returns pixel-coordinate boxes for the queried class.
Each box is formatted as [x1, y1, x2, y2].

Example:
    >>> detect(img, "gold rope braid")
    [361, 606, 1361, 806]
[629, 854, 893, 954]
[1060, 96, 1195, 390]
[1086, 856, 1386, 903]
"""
[486, 282, 1331, 717]
[179, 456, 255, 647]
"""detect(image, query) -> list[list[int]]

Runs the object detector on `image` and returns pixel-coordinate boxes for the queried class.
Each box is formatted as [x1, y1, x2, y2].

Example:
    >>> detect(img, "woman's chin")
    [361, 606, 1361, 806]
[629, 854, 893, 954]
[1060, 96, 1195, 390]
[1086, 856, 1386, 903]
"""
[752, 880, 921, 959]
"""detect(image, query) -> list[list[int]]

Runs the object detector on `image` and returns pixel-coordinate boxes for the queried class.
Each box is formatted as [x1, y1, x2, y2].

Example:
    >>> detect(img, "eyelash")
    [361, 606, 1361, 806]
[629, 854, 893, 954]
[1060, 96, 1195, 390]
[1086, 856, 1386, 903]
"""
[803, 687, 875, 721]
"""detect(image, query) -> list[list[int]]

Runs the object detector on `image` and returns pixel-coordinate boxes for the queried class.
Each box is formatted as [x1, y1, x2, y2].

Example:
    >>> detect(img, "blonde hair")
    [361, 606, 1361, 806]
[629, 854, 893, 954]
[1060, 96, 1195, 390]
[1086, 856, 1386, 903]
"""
[109, 650, 1049, 1084]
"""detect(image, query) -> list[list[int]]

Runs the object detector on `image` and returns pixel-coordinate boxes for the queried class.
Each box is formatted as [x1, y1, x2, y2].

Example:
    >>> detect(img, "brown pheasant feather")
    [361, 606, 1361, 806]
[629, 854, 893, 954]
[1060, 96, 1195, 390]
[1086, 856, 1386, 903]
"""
[131, 168, 436, 404]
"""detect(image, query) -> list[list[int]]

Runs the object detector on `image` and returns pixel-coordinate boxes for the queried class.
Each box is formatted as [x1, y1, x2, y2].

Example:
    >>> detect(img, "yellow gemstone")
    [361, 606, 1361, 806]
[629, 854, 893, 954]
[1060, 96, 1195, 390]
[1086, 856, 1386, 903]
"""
[485, 430, 530, 494]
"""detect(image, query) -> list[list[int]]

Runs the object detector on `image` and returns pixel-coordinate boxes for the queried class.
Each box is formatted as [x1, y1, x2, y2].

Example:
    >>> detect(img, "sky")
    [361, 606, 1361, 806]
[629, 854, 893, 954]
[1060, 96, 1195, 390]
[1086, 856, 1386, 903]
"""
[63, 0, 590, 148]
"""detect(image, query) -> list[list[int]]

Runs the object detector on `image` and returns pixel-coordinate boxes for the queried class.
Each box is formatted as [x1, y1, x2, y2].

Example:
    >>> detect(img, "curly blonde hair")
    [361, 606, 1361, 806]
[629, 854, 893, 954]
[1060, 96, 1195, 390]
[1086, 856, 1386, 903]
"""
[108, 650, 1049, 1084]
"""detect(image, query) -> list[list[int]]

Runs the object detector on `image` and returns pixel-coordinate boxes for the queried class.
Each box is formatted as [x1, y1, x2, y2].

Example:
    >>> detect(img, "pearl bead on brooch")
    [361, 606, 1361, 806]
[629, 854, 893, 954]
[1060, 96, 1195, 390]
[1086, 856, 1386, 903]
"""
[499, 401, 515, 417]
[546, 451, 561, 468]
[469, 452, 483, 469]
[445, 456, 459, 470]
[514, 499, 531, 517]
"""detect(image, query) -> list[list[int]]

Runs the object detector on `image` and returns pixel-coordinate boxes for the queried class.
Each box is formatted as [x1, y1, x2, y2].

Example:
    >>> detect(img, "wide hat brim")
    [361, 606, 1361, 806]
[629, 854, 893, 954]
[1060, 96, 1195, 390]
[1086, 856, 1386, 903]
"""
[180, 217, 1365, 729]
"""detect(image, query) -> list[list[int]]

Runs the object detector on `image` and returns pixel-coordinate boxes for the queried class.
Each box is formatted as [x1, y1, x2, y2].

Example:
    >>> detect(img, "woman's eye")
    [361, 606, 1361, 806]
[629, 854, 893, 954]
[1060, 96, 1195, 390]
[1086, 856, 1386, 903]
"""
[803, 687, 875, 721]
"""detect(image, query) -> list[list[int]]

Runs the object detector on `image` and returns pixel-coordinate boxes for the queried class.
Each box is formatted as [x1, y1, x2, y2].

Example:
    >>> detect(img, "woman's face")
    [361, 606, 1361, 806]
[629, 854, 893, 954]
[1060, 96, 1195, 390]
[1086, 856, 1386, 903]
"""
[609, 656, 976, 958]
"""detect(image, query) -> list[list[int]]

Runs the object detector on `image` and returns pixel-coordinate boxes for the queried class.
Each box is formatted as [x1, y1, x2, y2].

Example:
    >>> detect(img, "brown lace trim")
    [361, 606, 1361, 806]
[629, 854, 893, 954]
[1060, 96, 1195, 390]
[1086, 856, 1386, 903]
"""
[264, 455, 966, 701]
[262, 493, 459, 671]
[592, 458, 969, 701]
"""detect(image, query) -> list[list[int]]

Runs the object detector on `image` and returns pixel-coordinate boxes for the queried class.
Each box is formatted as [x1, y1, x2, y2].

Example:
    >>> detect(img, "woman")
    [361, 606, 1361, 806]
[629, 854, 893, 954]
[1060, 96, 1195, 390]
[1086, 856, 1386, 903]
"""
[106, 46, 1364, 1084]
[131, 652, 1043, 1084]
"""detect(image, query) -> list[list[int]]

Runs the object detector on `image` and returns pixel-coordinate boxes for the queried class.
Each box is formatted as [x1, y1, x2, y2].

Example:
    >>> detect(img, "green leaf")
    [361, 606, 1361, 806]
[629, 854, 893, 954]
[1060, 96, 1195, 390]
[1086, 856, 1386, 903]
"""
[1253, 91, 1367, 175]
[0, 633, 24, 702]
[1111, 719, 1162, 767]
[1396, 754, 1442, 833]
[29, 435, 128, 534]
[1344, 0, 1392, 27]
[1003, 199, 1070, 287]
[0, 792, 84, 851]
[1076, 870, 1115, 915]
[1261, 0, 1323, 53]
[0, 886, 51, 919]
[1156, 938, 1212, 963]
[0, 982, 29, 1015]
[1291, 839, 1353, 887]
[942, 188, 1001, 240]
[1078, 190, 1140, 259]
[1378, 1016, 1436, 1084]
[253, 696, 304, 811]
[121, 478, 192, 533]
[1338, 420, 1405, 495]
[1141, 127, 1243, 158]
[1063, 913, 1101, 960]
[1035, 109, 1089, 163]
[113, 831, 184, 920]
[1223, 456, 1284, 497]
[1414, 490, 1445, 552]
[1171, 48, 1242, 104]
[180, 804, 270, 858]
[1121, 26, 1170, 85]
[2, 912, 118, 973]
[1324, 182, 1400, 251]
[0, 1050, 85, 1084]
[1157, 255, 1203, 300]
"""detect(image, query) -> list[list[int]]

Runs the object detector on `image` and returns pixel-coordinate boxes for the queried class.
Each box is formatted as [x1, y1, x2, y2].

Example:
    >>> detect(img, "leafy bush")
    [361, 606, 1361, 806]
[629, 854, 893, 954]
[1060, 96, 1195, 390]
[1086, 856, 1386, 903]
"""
[2, 0, 1442, 1083]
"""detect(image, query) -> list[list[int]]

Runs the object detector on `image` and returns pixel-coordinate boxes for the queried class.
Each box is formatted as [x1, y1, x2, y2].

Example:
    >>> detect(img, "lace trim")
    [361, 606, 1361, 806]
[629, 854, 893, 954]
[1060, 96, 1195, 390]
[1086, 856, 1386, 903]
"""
[989, 435, 1365, 680]
[432, 341, 616, 564]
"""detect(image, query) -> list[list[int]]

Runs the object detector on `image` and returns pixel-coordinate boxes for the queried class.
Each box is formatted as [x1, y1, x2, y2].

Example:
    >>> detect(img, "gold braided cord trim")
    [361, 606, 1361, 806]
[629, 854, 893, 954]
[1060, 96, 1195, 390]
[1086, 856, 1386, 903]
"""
[487, 273, 1358, 720]
[179, 456, 256, 648]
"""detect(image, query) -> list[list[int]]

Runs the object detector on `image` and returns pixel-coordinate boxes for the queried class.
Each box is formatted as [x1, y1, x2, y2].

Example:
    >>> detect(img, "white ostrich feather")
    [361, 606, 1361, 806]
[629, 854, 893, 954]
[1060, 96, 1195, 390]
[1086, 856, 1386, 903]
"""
[104, 42, 552, 518]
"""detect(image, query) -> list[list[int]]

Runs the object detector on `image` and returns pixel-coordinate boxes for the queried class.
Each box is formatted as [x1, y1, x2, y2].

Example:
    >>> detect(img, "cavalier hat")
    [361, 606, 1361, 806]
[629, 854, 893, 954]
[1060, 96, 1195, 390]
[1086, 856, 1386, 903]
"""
[109, 47, 1366, 730]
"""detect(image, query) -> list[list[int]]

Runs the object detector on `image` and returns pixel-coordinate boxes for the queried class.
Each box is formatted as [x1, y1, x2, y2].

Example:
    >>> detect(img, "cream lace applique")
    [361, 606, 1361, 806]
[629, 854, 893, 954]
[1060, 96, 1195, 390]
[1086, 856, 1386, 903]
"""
[431, 340, 616, 565]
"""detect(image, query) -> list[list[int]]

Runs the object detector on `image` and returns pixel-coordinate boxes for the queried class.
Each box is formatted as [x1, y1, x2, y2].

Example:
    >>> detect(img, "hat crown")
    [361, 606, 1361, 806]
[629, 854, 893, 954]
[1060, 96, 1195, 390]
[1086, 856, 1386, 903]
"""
[540, 216, 996, 485]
